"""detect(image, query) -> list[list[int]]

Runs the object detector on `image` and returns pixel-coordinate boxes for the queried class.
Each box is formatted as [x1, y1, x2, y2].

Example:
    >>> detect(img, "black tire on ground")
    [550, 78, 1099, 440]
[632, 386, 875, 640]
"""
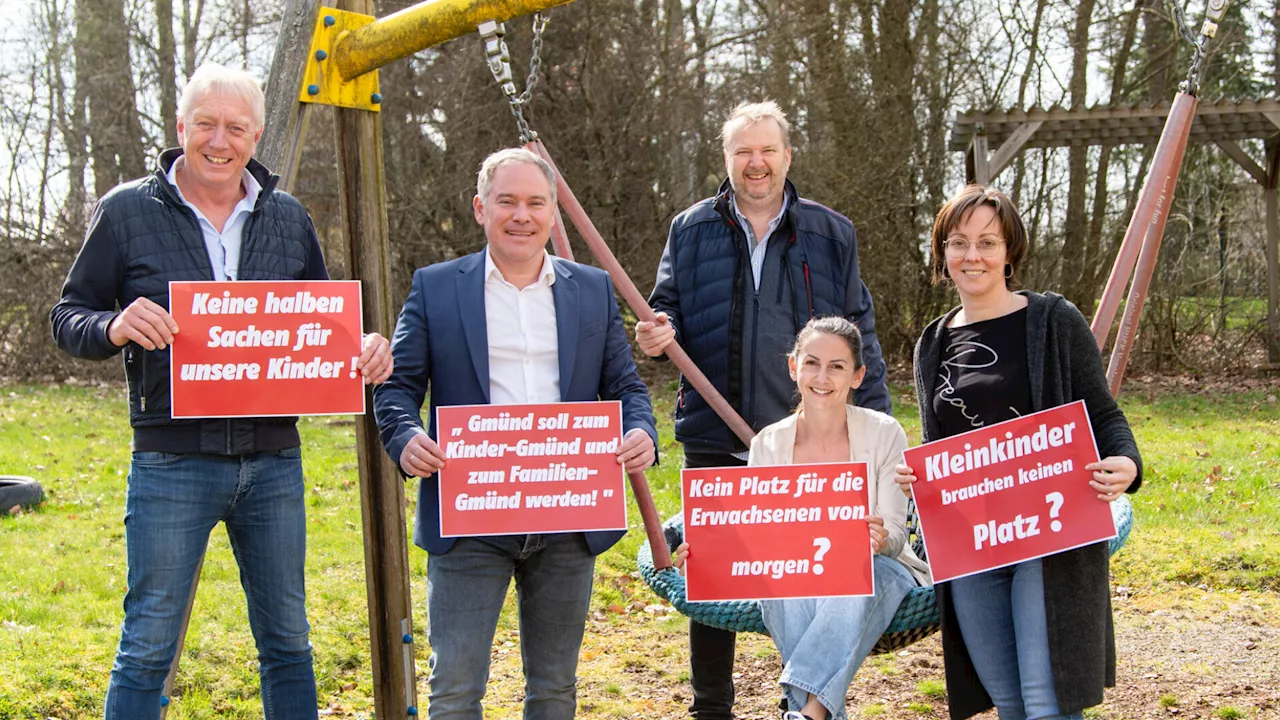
[0, 476, 45, 510]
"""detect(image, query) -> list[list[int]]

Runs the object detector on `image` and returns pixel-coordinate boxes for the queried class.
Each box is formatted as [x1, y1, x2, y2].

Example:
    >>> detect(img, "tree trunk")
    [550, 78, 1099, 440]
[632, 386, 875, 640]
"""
[850, 0, 922, 349]
[157, 0, 179, 148]
[1011, 0, 1047, 207]
[182, 0, 205, 79]
[63, 33, 89, 238]
[1060, 0, 1096, 308]
[1143, 0, 1177, 103]
[659, 0, 685, 207]
[77, 0, 148, 196]
[1080, 1, 1141, 314]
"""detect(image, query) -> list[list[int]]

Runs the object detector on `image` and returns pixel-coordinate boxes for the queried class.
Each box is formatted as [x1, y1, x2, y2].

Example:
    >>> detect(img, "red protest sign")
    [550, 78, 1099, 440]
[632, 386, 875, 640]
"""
[904, 400, 1115, 584]
[435, 401, 627, 537]
[682, 463, 873, 602]
[168, 280, 365, 418]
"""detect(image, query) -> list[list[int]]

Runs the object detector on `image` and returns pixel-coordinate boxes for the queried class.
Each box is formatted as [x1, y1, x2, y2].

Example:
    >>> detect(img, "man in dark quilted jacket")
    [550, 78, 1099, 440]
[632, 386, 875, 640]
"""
[636, 100, 891, 720]
[49, 63, 391, 720]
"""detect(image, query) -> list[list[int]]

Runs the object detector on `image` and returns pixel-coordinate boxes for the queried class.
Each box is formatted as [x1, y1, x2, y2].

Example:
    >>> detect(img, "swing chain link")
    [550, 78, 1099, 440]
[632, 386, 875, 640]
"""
[478, 14, 549, 144]
[1168, 0, 1229, 96]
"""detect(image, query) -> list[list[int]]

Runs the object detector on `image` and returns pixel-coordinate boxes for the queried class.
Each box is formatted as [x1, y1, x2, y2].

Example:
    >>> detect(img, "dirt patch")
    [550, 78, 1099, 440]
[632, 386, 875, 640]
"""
[471, 586, 1279, 719]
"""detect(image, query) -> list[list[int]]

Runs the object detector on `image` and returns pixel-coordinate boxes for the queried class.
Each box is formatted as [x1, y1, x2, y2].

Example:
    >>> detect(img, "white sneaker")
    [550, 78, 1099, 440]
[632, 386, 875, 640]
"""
[782, 712, 814, 720]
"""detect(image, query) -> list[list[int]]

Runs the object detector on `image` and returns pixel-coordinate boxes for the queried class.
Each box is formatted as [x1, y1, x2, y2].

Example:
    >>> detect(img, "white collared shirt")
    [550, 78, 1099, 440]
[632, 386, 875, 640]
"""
[166, 156, 262, 281]
[484, 249, 561, 405]
[732, 196, 789, 292]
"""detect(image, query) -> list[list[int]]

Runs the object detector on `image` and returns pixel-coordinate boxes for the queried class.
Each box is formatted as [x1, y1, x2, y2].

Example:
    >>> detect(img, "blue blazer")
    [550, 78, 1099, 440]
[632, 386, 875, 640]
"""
[374, 250, 658, 555]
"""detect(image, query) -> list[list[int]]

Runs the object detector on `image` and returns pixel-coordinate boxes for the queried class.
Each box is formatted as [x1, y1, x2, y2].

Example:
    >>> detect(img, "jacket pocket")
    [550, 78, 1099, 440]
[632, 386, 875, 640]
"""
[125, 346, 144, 413]
[131, 451, 184, 467]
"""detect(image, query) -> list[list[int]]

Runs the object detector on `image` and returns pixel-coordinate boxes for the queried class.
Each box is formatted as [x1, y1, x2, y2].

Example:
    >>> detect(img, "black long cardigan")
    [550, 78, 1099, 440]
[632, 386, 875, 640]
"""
[913, 291, 1144, 720]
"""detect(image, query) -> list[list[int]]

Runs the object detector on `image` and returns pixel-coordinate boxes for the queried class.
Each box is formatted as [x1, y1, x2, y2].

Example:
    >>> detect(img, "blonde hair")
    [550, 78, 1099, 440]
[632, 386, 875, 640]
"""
[721, 100, 791, 152]
[178, 63, 265, 131]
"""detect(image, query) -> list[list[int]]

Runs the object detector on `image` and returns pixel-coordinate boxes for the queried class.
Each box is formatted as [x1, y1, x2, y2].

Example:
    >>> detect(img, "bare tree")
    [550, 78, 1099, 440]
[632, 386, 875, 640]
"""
[1061, 0, 1097, 311]
[75, 0, 148, 196]
[157, 0, 179, 147]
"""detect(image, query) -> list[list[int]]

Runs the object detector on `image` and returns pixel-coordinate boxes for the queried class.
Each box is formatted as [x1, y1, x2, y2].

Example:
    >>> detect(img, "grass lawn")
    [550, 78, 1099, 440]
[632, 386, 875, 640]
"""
[1, 381, 1278, 718]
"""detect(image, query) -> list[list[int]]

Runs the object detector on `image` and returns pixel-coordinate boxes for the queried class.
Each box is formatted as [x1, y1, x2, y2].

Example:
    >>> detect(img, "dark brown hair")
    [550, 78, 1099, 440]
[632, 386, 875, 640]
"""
[791, 316, 864, 407]
[929, 184, 1027, 289]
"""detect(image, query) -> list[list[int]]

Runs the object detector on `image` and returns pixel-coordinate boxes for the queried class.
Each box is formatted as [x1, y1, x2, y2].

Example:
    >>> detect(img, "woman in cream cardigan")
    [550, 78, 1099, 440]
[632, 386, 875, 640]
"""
[677, 316, 928, 720]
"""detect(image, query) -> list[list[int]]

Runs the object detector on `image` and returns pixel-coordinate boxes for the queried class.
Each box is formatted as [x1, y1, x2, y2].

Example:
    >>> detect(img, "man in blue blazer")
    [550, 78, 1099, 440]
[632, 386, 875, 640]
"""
[374, 147, 657, 719]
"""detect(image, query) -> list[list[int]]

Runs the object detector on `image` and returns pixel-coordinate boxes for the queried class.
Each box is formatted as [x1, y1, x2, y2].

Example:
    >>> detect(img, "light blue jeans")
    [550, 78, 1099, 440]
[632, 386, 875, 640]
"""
[759, 555, 917, 720]
[950, 558, 1084, 720]
[424, 534, 597, 719]
[104, 449, 316, 720]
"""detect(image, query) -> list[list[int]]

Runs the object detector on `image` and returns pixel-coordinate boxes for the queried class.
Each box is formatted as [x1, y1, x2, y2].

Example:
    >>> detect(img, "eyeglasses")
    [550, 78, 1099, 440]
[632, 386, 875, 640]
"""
[944, 238, 1005, 257]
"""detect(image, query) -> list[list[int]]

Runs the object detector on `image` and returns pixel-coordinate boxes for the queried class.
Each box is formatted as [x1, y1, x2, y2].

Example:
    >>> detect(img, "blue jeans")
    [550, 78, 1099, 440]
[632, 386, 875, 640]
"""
[104, 449, 316, 720]
[949, 559, 1083, 720]
[683, 450, 746, 720]
[760, 556, 917, 720]
[424, 534, 596, 719]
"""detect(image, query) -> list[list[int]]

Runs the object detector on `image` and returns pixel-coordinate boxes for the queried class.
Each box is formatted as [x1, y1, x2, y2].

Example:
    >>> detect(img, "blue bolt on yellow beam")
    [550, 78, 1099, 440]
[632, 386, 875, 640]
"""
[333, 0, 578, 81]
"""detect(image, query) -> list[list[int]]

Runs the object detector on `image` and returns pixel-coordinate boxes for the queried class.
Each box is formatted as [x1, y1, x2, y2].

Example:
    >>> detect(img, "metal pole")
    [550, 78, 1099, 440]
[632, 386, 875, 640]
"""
[333, 0, 576, 80]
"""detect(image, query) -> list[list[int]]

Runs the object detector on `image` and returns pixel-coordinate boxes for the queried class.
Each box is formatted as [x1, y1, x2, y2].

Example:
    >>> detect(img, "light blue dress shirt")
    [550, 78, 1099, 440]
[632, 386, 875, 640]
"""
[166, 156, 262, 281]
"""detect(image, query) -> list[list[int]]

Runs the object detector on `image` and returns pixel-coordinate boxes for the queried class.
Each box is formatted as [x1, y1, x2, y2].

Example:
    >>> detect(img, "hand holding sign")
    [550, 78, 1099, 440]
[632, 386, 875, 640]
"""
[616, 428, 656, 473]
[892, 463, 916, 499]
[401, 430, 447, 477]
[1086, 456, 1138, 501]
[866, 516, 887, 554]
[109, 296, 179, 350]
[356, 332, 393, 385]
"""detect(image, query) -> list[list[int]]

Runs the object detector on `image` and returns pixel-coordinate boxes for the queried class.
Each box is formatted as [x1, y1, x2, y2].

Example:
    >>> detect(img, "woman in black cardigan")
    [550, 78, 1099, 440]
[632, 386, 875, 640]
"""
[895, 185, 1143, 720]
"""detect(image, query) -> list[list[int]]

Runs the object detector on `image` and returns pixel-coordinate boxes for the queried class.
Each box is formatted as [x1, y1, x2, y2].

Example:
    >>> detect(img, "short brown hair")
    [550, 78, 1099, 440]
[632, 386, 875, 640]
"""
[929, 184, 1027, 288]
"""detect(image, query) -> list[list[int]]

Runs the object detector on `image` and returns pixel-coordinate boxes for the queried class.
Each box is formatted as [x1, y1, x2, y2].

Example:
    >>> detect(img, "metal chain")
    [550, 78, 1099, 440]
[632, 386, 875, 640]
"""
[1167, 0, 1199, 45]
[478, 14, 549, 143]
[1167, 0, 1227, 96]
[518, 14, 549, 107]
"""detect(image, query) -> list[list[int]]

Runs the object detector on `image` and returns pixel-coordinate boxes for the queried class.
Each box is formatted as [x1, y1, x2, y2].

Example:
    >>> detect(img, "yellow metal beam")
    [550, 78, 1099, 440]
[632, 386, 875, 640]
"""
[300, 8, 382, 111]
[333, 0, 577, 81]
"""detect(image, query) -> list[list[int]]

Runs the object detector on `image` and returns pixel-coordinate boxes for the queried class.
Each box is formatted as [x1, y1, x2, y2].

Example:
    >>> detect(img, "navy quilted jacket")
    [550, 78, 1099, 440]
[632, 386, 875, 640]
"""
[649, 179, 890, 453]
[50, 149, 329, 454]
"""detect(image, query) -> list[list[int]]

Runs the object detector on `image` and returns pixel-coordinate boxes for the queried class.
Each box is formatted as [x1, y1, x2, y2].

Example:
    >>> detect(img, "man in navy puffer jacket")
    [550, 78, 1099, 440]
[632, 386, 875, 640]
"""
[636, 100, 891, 720]
[50, 63, 391, 719]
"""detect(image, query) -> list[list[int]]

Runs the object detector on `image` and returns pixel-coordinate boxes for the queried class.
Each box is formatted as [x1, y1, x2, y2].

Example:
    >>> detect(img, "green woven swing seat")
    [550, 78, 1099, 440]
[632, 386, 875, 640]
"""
[637, 495, 1134, 655]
